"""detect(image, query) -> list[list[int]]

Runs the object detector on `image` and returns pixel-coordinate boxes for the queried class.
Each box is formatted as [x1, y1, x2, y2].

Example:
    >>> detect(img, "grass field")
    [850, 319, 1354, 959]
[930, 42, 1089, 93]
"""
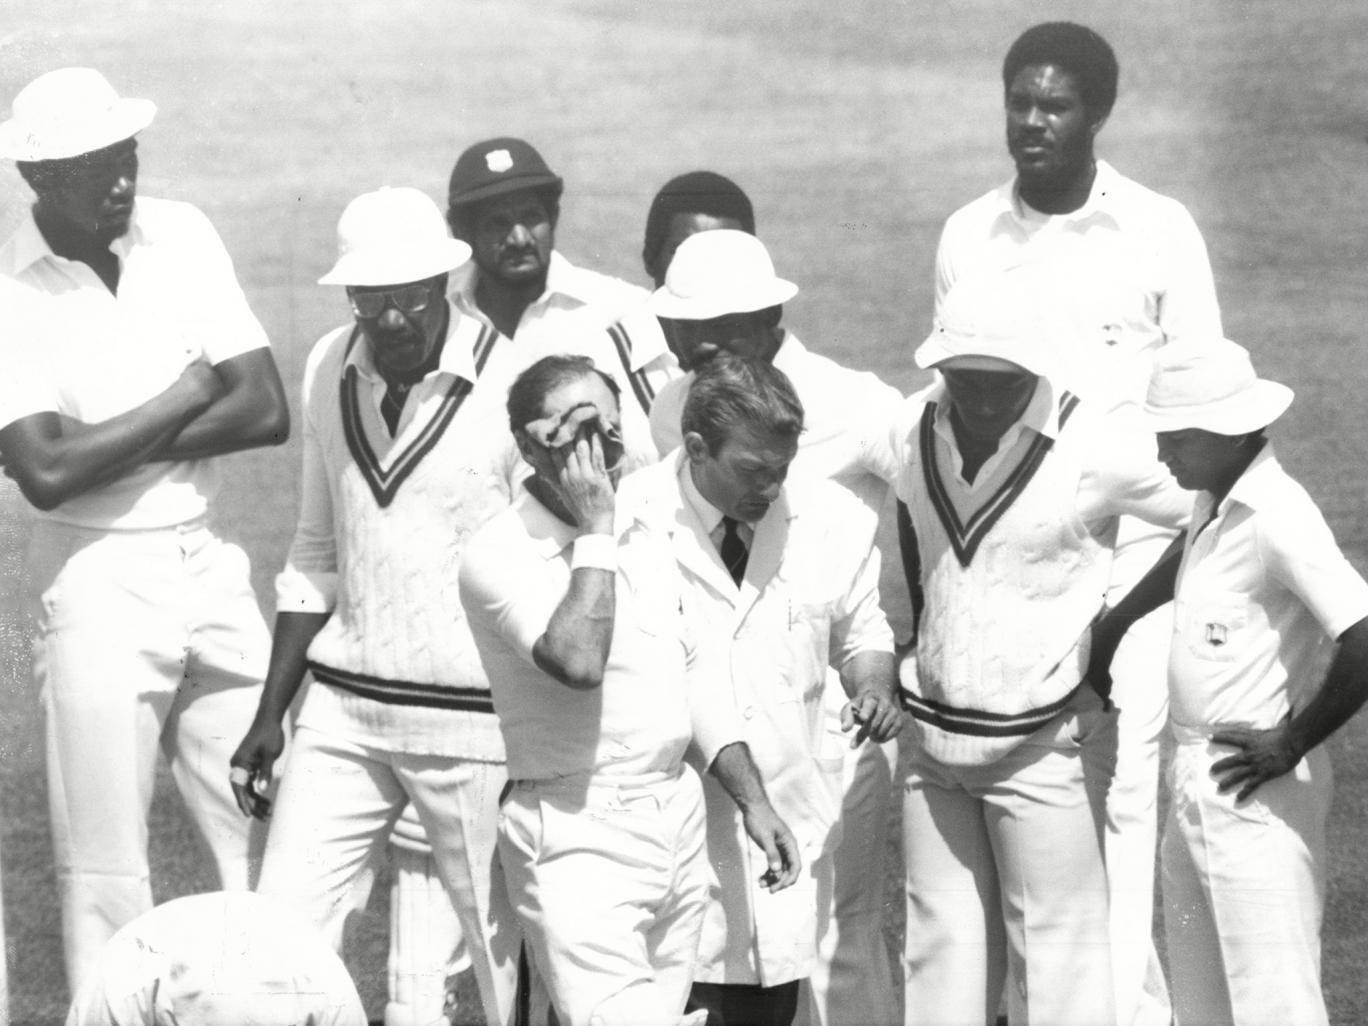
[2, 2, 1368, 1022]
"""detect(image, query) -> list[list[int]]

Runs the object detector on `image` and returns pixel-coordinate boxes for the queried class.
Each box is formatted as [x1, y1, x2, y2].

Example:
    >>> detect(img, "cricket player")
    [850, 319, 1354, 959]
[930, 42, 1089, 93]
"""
[0, 67, 288, 999]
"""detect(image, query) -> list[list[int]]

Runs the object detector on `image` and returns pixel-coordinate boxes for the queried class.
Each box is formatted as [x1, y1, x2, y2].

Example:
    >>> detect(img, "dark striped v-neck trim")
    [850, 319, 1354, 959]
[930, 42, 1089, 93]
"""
[339, 323, 499, 508]
[606, 320, 657, 415]
[922, 390, 1079, 567]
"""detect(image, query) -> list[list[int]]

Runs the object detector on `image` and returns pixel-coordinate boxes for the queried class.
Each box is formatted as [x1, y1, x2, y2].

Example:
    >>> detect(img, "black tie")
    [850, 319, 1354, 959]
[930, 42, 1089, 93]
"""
[720, 516, 748, 585]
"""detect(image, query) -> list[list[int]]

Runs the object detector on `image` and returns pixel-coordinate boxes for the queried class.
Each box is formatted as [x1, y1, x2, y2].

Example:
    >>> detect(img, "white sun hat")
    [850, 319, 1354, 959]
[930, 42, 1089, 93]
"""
[319, 186, 472, 287]
[1143, 339, 1293, 435]
[914, 262, 1059, 377]
[647, 229, 798, 320]
[0, 68, 156, 162]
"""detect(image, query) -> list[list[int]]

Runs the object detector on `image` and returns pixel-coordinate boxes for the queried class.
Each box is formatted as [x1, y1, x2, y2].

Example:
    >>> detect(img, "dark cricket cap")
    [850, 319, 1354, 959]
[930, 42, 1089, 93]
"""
[447, 137, 564, 208]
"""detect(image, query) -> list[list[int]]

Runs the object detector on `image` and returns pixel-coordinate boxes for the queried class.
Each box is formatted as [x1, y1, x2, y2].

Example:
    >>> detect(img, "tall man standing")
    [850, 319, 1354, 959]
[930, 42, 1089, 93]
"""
[461, 354, 799, 1026]
[0, 67, 289, 998]
[931, 22, 1224, 1023]
[622, 355, 901, 1026]
[649, 231, 905, 1026]
[229, 187, 520, 1025]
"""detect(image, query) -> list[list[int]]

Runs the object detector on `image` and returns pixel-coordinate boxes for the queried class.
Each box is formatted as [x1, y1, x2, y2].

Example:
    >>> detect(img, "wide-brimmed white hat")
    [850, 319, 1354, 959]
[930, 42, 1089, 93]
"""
[0, 68, 156, 162]
[1144, 340, 1293, 435]
[914, 263, 1058, 377]
[319, 186, 472, 287]
[647, 229, 797, 320]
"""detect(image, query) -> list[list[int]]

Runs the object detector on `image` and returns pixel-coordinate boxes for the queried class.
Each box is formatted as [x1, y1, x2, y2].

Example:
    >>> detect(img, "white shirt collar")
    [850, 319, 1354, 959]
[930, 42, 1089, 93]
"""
[929, 372, 1063, 448]
[988, 159, 1127, 231]
[342, 301, 479, 385]
[1198, 442, 1282, 525]
[5, 198, 146, 277]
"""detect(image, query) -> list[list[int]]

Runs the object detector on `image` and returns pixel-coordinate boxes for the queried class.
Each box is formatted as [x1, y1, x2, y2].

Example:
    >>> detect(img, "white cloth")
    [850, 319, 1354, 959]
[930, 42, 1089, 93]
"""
[902, 687, 1117, 1026]
[1160, 445, 1368, 1026]
[64, 891, 365, 1026]
[933, 160, 1222, 412]
[0, 197, 270, 529]
[618, 456, 894, 987]
[258, 726, 519, 1026]
[1169, 445, 1368, 729]
[29, 519, 269, 996]
[276, 313, 508, 759]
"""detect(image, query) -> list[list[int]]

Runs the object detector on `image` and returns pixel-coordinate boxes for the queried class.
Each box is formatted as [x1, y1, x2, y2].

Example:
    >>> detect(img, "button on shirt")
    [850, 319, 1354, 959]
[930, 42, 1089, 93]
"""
[1169, 445, 1368, 731]
[0, 198, 270, 528]
[460, 492, 740, 782]
[934, 160, 1223, 411]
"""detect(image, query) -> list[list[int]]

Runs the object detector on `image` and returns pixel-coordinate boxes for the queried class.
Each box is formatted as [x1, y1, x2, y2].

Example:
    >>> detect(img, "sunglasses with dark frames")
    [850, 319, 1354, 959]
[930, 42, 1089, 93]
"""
[348, 284, 431, 320]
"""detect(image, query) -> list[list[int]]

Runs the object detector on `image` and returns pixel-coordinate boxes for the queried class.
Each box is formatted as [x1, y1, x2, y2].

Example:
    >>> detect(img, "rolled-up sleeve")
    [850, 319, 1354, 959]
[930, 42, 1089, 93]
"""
[177, 204, 270, 365]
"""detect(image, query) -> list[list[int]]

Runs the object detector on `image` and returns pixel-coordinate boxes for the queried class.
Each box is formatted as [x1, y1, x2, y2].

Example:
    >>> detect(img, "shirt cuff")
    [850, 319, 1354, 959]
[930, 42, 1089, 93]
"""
[570, 534, 617, 572]
[274, 565, 337, 614]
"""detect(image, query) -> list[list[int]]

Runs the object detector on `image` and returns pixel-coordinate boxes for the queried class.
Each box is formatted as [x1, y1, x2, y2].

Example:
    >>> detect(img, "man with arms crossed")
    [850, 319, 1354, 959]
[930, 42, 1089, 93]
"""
[0, 67, 288, 999]
[623, 354, 900, 1026]
[932, 22, 1224, 1023]
[229, 187, 520, 1025]
[649, 231, 905, 1026]
[461, 354, 799, 1026]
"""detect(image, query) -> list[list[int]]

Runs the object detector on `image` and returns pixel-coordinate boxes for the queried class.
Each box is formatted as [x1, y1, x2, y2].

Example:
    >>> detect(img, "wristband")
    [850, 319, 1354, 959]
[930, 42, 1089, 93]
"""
[571, 533, 617, 572]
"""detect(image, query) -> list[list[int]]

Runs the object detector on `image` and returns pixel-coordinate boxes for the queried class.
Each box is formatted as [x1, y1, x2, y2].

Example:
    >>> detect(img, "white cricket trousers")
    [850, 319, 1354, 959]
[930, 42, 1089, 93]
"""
[1162, 727, 1331, 1026]
[1105, 604, 1174, 1026]
[902, 687, 1117, 1026]
[799, 685, 899, 1026]
[258, 725, 520, 1026]
[28, 519, 270, 998]
[498, 765, 710, 1026]
[386, 803, 470, 1026]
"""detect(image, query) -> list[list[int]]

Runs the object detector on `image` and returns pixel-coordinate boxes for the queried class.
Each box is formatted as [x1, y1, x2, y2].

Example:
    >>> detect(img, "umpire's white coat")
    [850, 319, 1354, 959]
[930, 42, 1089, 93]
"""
[618, 454, 893, 988]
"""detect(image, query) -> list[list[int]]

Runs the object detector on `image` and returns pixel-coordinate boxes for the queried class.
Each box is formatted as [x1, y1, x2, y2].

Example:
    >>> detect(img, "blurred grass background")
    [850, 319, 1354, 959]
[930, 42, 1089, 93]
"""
[1, 2, 1367, 1022]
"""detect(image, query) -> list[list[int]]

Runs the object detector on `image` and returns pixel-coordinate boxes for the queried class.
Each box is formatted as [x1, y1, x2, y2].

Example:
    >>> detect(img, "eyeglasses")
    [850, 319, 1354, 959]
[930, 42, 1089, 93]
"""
[348, 284, 431, 320]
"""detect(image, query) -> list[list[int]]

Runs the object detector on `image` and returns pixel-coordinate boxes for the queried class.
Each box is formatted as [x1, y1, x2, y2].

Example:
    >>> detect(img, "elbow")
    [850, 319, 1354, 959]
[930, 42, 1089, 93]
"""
[12, 464, 73, 511]
[558, 659, 605, 691]
[258, 404, 291, 447]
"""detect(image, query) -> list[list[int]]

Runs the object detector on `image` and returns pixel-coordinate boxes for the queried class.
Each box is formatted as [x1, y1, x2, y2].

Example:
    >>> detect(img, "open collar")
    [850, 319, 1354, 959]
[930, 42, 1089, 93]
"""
[4, 198, 146, 278]
[342, 301, 480, 386]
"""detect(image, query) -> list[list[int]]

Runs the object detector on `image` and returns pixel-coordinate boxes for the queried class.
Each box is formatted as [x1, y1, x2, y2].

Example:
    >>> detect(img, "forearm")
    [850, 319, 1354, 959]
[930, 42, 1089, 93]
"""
[1093, 533, 1184, 653]
[155, 350, 289, 460]
[251, 611, 331, 724]
[0, 388, 210, 510]
[707, 741, 772, 813]
[532, 562, 615, 689]
[1287, 618, 1368, 758]
[839, 649, 896, 700]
